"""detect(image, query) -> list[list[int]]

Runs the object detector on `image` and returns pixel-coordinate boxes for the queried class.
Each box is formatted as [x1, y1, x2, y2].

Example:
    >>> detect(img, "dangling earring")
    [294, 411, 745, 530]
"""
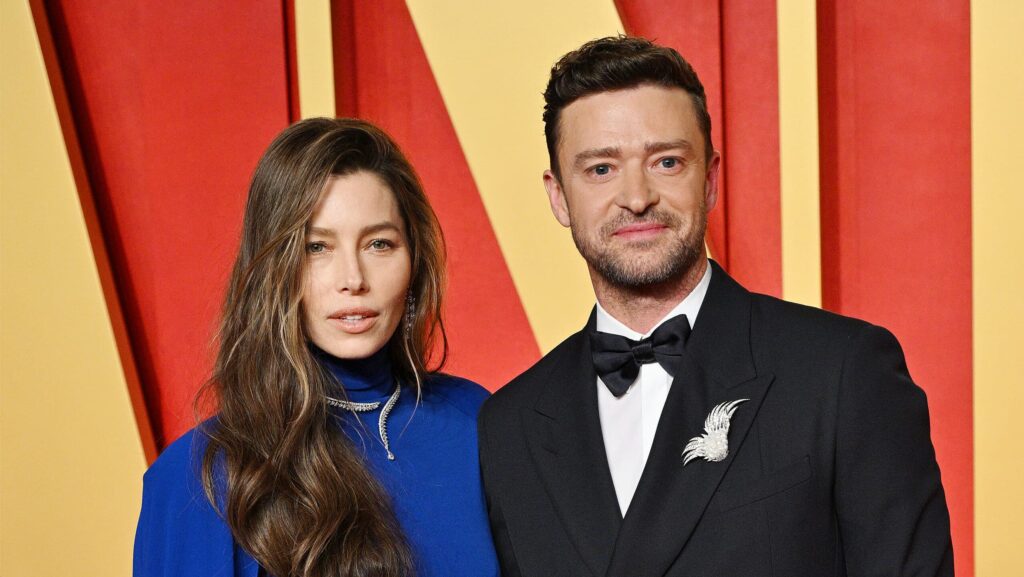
[404, 292, 416, 340]
[402, 291, 423, 400]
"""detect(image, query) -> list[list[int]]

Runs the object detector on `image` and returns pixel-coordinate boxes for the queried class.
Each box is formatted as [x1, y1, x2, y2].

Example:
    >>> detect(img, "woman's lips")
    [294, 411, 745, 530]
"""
[327, 310, 379, 334]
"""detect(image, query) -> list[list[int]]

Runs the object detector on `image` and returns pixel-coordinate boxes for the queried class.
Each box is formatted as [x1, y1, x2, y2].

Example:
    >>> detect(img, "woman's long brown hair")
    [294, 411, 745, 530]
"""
[196, 118, 448, 576]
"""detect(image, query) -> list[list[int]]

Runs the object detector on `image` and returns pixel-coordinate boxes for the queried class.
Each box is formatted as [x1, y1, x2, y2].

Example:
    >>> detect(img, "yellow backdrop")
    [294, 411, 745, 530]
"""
[0, 2, 145, 575]
[972, 1, 1024, 573]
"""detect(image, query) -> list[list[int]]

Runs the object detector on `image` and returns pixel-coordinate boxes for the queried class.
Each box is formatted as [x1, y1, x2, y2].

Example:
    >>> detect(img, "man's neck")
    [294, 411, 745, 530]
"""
[592, 259, 708, 335]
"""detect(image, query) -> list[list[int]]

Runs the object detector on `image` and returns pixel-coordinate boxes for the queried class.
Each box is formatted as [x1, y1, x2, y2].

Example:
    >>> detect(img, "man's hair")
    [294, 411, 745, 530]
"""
[543, 35, 712, 179]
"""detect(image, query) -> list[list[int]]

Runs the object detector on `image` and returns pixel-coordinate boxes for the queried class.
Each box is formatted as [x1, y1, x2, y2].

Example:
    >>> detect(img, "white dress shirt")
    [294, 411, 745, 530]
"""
[595, 262, 712, 515]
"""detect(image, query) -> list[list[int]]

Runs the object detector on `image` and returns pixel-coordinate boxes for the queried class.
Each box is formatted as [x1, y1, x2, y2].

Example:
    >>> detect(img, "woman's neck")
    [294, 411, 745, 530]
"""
[312, 344, 395, 402]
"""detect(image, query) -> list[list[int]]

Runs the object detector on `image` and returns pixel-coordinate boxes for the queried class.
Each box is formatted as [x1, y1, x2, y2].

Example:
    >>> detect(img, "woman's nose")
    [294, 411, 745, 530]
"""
[334, 255, 367, 294]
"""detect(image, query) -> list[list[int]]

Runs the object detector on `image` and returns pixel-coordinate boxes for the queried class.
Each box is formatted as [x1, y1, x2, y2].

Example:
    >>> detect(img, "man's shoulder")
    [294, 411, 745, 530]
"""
[746, 291, 904, 364]
[482, 330, 585, 418]
[750, 291, 873, 336]
[710, 259, 870, 339]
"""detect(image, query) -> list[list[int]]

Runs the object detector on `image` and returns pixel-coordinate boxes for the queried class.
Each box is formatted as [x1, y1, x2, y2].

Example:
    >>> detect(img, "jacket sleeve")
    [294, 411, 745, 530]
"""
[133, 432, 260, 577]
[478, 408, 523, 577]
[835, 324, 954, 576]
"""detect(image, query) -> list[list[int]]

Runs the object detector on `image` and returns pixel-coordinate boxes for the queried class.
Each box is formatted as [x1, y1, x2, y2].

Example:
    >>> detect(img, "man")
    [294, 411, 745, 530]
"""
[478, 36, 953, 576]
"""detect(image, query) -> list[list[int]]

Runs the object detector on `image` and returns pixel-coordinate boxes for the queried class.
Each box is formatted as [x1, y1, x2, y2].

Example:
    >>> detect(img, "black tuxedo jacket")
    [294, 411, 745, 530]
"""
[478, 262, 953, 576]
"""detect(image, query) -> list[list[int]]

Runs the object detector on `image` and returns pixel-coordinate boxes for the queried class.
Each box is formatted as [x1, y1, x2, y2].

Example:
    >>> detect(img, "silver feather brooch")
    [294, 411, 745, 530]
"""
[682, 399, 749, 466]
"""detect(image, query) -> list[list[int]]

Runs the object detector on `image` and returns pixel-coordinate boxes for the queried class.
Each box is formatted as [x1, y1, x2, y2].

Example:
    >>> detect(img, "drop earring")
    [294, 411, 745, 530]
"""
[404, 292, 416, 340]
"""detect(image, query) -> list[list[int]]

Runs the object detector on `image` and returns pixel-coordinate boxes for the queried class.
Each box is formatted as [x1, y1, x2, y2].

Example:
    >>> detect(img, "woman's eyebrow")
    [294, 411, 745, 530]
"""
[306, 222, 401, 237]
[361, 221, 402, 235]
[307, 226, 335, 237]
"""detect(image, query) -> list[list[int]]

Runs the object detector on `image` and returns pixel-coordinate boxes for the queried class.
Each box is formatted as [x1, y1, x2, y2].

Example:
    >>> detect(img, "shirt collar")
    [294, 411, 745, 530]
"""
[595, 259, 712, 340]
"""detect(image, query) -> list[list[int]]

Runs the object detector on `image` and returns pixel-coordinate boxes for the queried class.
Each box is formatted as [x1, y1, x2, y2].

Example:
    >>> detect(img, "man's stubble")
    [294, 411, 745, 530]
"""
[569, 202, 707, 291]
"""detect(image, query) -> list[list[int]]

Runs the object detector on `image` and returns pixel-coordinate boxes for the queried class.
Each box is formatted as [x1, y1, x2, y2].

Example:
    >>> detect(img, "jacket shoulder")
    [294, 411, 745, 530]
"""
[745, 292, 915, 383]
[482, 330, 584, 420]
[749, 292, 878, 343]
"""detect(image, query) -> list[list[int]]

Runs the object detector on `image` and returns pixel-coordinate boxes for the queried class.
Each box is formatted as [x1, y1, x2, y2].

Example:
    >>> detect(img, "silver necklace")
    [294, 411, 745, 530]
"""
[326, 384, 401, 460]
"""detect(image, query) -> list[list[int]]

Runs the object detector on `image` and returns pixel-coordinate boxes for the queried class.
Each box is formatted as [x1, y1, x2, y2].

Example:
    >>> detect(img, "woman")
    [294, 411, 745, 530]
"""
[134, 118, 499, 577]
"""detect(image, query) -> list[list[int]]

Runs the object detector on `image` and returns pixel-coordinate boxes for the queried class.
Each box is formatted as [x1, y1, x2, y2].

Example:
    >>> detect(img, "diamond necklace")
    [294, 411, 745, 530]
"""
[326, 383, 401, 460]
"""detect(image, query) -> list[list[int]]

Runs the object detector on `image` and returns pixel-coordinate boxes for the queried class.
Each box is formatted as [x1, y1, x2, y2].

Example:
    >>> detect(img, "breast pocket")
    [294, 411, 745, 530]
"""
[708, 456, 812, 515]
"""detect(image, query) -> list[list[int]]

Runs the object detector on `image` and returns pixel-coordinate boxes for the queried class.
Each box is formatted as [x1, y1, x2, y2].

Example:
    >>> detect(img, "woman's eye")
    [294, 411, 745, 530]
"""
[306, 241, 327, 254]
[369, 239, 393, 251]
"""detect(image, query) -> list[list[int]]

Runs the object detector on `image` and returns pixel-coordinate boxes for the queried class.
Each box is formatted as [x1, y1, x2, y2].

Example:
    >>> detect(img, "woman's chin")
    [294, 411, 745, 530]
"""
[312, 335, 388, 360]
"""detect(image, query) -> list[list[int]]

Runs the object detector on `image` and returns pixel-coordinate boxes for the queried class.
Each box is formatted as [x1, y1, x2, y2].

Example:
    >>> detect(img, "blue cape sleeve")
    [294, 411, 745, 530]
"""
[133, 428, 261, 577]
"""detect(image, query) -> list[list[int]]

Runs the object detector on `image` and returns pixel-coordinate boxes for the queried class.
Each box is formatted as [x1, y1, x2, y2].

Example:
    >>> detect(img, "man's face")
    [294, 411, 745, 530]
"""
[544, 85, 720, 289]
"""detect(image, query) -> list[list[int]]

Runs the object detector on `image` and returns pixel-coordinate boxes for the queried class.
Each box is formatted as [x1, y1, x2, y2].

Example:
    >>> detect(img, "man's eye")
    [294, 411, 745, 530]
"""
[306, 241, 327, 254]
[593, 164, 611, 176]
[659, 158, 679, 169]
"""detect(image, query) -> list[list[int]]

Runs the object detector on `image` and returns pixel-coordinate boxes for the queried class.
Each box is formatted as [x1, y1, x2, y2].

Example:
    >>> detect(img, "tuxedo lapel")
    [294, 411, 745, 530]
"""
[606, 262, 774, 577]
[523, 313, 622, 577]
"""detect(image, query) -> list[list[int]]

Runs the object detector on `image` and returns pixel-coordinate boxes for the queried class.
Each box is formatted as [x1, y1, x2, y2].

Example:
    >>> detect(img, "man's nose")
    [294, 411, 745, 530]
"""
[615, 168, 659, 214]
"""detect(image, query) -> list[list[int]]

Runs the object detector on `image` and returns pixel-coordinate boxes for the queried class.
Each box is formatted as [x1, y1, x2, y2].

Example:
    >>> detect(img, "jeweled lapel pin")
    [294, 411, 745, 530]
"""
[682, 399, 749, 466]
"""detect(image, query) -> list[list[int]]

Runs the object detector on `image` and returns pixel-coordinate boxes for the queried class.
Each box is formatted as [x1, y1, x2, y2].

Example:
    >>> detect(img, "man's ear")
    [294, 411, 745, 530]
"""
[704, 151, 721, 213]
[543, 169, 572, 227]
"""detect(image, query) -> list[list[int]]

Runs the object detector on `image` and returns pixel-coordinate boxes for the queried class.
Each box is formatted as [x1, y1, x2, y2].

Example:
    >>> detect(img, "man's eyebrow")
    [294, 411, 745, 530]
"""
[573, 146, 621, 170]
[571, 141, 696, 170]
[645, 139, 695, 155]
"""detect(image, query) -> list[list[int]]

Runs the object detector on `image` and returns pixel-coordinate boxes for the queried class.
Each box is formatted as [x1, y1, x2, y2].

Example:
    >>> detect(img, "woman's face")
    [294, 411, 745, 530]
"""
[301, 171, 412, 359]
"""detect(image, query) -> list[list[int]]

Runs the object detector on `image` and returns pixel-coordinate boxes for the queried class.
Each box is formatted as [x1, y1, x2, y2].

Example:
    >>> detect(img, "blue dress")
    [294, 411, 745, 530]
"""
[133, 348, 500, 577]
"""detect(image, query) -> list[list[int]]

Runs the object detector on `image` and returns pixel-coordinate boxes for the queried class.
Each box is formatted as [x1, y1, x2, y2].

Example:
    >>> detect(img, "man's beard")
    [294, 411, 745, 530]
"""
[571, 208, 707, 290]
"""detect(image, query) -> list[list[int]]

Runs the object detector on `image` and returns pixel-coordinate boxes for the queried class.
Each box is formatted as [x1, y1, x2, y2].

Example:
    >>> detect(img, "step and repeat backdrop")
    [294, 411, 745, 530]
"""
[2, 1, 1021, 575]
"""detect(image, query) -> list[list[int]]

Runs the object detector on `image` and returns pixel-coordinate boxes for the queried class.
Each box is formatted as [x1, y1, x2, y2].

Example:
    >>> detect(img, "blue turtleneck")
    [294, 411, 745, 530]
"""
[133, 347, 499, 577]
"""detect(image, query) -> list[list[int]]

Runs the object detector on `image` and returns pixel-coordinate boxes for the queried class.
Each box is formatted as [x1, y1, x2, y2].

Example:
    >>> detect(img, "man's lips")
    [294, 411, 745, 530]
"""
[612, 222, 668, 240]
[326, 308, 379, 334]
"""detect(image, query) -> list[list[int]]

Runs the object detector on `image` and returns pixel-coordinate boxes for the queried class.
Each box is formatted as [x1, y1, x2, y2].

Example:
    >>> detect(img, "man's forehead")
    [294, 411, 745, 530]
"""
[557, 86, 702, 152]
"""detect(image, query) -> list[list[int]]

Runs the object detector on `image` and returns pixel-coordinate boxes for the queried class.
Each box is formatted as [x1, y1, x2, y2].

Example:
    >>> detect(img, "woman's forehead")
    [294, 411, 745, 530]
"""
[309, 171, 404, 231]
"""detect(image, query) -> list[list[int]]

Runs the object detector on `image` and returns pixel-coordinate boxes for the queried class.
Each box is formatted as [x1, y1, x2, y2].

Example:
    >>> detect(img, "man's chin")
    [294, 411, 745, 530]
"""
[606, 235, 669, 252]
[591, 246, 706, 289]
[595, 260, 684, 288]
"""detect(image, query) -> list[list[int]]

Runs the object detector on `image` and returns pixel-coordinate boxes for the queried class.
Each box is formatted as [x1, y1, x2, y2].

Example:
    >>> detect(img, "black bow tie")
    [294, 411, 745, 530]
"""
[589, 314, 691, 397]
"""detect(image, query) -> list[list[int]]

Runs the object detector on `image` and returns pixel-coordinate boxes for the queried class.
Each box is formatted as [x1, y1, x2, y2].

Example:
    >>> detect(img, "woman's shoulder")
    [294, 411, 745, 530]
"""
[141, 420, 230, 517]
[135, 421, 259, 575]
[145, 423, 214, 487]
[423, 373, 491, 419]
